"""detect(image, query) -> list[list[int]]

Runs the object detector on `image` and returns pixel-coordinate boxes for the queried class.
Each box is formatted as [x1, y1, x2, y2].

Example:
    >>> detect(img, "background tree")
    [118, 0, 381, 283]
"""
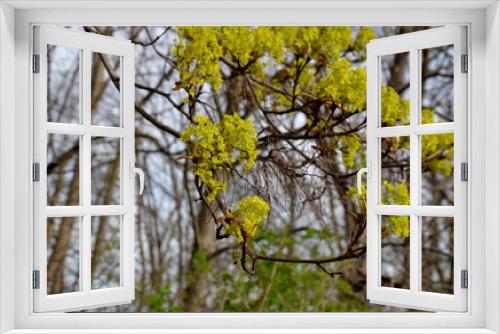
[45, 26, 454, 312]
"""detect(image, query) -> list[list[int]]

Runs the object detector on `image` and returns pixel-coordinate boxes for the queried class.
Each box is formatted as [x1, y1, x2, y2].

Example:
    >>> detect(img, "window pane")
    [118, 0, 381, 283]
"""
[380, 52, 410, 127]
[421, 45, 454, 124]
[380, 137, 410, 205]
[47, 217, 80, 294]
[91, 216, 121, 289]
[91, 137, 121, 205]
[381, 215, 410, 289]
[421, 133, 454, 206]
[421, 217, 454, 294]
[47, 45, 80, 124]
[47, 133, 81, 206]
[91, 53, 121, 127]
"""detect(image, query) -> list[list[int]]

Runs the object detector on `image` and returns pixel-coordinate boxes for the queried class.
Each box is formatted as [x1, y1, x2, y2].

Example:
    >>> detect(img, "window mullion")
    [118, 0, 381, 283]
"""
[81, 48, 92, 294]
[409, 47, 421, 293]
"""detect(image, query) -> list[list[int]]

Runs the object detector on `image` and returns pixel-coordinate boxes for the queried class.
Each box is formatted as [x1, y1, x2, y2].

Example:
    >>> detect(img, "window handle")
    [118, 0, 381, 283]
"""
[356, 164, 371, 194]
[130, 163, 145, 195]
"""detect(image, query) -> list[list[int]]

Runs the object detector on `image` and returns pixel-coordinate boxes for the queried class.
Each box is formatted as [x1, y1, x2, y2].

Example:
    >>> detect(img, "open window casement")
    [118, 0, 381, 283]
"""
[33, 26, 141, 312]
[363, 26, 468, 312]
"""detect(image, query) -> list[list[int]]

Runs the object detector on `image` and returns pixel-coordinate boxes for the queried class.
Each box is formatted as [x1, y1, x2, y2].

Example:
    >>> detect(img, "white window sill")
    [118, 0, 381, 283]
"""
[3, 329, 497, 334]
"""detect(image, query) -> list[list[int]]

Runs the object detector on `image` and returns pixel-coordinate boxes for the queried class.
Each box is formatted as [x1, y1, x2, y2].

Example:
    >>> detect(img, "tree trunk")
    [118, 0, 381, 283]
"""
[47, 162, 80, 294]
[182, 204, 215, 311]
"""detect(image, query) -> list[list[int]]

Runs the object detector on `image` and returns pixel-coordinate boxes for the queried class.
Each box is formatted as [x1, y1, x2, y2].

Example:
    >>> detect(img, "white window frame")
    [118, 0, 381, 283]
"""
[0, 1, 499, 333]
[365, 26, 468, 312]
[32, 25, 136, 312]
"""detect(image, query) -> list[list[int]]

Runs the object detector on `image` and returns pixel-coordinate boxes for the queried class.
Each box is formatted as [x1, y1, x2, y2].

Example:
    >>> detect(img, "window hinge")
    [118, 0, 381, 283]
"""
[32, 270, 40, 289]
[461, 269, 468, 289]
[461, 54, 468, 73]
[32, 54, 40, 73]
[461, 162, 468, 182]
[32, 163, 40, 182]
